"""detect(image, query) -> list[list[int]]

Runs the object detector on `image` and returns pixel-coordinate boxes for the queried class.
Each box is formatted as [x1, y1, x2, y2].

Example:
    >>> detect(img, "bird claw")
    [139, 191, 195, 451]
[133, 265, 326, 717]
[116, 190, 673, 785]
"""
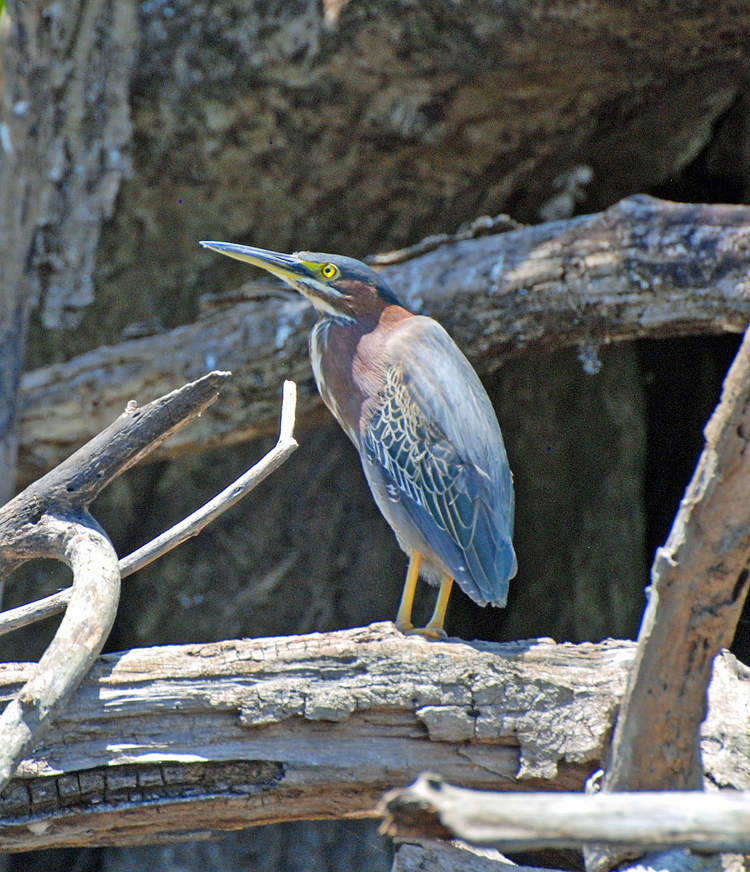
[400, 624, 448, 640]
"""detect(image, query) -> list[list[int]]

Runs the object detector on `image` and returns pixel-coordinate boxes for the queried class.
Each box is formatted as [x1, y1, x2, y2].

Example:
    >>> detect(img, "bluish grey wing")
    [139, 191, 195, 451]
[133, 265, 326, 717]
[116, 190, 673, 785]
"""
[393, 317, 516, 540]
[362, 357, 515, 606]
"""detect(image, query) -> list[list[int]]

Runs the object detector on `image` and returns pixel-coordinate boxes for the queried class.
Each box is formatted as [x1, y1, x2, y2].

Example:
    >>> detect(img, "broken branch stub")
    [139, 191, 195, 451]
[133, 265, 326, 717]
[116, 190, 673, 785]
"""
[380, 775, 750, 852]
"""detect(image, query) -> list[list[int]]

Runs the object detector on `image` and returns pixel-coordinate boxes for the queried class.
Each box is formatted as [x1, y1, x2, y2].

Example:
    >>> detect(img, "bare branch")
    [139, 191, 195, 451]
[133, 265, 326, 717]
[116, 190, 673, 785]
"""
[583, 327, 750, 872]
[17, 196, 750, 482]
[0, 371, 230, 575]
[0, 627, 745, 850]
[0, 519, 119, 789]
[0, 372, 230, 791]
[380, 775, 750, 853]
[0, 381, 298, 636]
[118, 378, 298, 577]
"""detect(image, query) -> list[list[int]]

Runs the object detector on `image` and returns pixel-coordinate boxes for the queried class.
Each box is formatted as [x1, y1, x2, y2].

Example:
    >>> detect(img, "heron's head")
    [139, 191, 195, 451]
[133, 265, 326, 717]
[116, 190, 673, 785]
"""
[200, 242, 403, 322]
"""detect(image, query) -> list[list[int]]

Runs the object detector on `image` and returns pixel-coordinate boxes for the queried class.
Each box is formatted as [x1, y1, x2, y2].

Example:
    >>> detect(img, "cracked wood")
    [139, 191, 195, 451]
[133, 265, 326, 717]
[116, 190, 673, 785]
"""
[0, 624, 747, 851]
[16, 196, 750, 483]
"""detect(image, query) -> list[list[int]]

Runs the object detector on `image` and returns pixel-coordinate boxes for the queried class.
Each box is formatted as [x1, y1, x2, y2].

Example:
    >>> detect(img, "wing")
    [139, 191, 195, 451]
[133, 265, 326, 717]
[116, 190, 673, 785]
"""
[362, 317, 516, 606]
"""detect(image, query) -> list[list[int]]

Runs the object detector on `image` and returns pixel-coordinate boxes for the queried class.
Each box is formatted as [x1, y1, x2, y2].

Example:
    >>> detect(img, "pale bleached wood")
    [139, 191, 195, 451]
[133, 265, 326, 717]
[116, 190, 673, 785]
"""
[0, 626, 746, 851]
[0, 372, 230, 574]
[16, 196, 750, 483]
[0, 380, 299, 636]
[0, 520, 119, 790]
[0, 373, 229, 795]
[380, 775, 750, 852]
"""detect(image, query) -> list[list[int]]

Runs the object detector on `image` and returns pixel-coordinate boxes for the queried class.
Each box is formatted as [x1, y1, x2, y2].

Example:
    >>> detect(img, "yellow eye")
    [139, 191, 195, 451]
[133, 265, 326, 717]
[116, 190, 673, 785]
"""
[321, 263, 338, 279]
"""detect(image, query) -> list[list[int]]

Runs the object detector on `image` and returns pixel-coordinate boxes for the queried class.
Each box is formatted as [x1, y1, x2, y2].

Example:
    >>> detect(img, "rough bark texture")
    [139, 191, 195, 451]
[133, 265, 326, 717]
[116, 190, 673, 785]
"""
[15, 196, 750, 483]
[603, 329, 750, 796]
[50, 0, 749, 363]
[580, 329, 750, 872]
[0, 627, 744, 851]
[0, 624, 750, 850]
[0, 0, 135, 505]
[0, 2, 54, 506]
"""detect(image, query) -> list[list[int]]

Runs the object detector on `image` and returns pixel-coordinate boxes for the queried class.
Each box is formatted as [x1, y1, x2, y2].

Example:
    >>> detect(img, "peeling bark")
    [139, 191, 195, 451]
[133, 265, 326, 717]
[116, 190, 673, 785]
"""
[0, 627, 745, 851]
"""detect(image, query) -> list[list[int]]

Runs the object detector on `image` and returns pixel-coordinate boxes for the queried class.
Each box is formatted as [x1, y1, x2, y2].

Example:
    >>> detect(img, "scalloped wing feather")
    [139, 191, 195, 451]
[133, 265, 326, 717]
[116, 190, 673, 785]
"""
[361, 316, 516, 606]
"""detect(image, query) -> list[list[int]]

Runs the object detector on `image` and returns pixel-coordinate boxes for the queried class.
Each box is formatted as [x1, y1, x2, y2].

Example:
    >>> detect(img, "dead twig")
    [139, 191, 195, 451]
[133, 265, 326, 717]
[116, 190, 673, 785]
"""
[380, 774, 750, 852]
[0, 371, 230, 791]
[0, 381, 298, 637]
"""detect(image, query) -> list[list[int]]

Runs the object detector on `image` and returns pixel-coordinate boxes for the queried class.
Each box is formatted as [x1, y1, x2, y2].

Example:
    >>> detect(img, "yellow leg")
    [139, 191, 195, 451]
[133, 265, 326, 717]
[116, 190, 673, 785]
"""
[421, 574, 453, 638]
[395, 551, 422, 632]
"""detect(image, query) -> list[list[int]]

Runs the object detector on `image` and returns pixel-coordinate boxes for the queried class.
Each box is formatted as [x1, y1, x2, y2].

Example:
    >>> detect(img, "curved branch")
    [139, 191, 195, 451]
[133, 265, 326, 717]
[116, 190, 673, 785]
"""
[0, 370, 230, 576]
[0, 371, 231, 789]
[0, 380, 299, 636]
[0, 517, 119, 791]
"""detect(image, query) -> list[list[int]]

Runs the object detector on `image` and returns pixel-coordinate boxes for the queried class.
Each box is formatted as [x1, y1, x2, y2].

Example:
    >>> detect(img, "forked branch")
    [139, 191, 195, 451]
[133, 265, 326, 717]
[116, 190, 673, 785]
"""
[0, 379, 298, 636]
[0, 371, 231, 791]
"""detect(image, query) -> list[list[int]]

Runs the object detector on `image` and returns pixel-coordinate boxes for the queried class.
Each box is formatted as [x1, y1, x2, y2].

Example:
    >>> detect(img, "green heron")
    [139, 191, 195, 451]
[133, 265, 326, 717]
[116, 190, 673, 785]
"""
[200, 241, 517, 636]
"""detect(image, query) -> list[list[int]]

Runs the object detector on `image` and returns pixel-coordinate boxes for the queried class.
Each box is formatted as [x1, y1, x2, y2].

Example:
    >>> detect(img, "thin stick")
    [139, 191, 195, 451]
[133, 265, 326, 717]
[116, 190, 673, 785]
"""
[0, 381, 298, 637]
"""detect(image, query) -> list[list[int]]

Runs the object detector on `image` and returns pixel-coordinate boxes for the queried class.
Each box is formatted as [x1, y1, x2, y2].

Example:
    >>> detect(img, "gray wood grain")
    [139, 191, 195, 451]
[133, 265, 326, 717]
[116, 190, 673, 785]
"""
[18, 196, 750, 483]
[0, 626, 745, 851]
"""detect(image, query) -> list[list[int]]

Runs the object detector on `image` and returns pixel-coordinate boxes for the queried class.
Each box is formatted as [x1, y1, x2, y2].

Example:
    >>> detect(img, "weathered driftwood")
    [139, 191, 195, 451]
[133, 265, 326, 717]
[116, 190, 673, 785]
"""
[584, 326, 750, 872]
[17, 196, 750, 482]
[380, 775, 750, 852]
[0, 372, 229, 796]
[0, 380, 298, 637]
[0, 625, 747, 851]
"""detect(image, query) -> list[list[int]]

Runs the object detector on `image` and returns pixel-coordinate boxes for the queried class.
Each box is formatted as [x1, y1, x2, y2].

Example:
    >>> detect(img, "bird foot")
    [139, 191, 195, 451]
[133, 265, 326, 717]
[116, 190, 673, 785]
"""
[397, 623, 448, 640]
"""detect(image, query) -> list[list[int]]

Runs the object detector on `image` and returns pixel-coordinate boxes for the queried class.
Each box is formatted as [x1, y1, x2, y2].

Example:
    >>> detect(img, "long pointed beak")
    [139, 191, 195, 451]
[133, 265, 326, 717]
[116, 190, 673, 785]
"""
[200, 241, 311, 283]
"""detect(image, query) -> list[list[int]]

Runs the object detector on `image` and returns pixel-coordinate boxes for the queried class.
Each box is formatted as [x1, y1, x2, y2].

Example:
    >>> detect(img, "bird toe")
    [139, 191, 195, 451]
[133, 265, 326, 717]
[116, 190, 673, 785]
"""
[404, 624, 448, 640]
